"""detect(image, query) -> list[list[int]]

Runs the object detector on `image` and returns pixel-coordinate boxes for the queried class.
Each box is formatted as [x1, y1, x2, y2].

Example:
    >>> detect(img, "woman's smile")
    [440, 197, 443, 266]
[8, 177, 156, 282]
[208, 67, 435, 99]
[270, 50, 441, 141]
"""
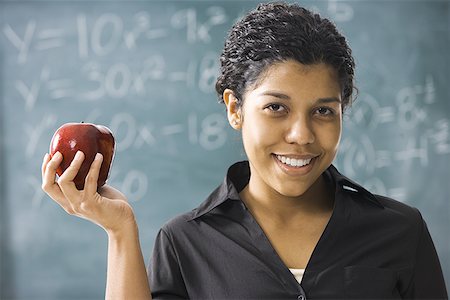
[273, 154, 318, 175]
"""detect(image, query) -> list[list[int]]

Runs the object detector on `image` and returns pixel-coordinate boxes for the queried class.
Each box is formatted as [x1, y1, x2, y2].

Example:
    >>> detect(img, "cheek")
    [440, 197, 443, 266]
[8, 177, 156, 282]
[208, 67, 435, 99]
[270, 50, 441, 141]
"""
[317, 122, 342, 151]
[241, 117, 279, 151]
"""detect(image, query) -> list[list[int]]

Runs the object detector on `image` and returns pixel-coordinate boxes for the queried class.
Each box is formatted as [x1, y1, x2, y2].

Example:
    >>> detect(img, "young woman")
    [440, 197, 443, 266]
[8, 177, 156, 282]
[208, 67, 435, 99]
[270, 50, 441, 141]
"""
[41, 2, 447, 299]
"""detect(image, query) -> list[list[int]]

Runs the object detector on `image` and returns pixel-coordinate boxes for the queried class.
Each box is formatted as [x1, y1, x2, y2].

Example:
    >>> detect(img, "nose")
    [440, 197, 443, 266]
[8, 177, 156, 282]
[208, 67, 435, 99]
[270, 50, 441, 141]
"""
[285, 116, 315, 145]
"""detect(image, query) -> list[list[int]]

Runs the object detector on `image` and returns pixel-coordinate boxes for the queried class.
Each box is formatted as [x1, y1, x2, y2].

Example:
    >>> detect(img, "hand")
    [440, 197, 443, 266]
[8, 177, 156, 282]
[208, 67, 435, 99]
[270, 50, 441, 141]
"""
[41, 151, 136, 235]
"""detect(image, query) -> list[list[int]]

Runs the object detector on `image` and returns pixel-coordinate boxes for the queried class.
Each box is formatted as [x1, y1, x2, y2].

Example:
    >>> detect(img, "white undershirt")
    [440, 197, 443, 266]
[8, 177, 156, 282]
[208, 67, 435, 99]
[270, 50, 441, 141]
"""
[289, 268, 305, 284]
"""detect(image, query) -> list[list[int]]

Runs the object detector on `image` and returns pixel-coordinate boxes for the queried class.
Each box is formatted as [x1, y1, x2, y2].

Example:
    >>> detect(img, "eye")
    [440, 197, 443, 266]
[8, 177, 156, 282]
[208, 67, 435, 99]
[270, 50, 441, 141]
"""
[265, 103, 287, 114]
[315, 107, 335, 116]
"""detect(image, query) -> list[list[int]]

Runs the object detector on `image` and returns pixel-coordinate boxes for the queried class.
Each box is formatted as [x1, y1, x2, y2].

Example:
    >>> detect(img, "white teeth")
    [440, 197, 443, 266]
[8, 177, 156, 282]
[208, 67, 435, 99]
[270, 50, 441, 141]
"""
[276, 155, 313, 167]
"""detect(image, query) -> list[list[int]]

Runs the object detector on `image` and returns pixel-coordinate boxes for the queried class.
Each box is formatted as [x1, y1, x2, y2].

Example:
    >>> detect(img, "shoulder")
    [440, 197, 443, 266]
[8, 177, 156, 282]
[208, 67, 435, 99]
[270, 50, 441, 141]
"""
[329, 164, 425, 229]
[159, 210, 196, 238]
[157, 206, 218, 247]
[341, 184, 426, 239]
[374, 194, 423, 222]
[366, 193, 425, 235]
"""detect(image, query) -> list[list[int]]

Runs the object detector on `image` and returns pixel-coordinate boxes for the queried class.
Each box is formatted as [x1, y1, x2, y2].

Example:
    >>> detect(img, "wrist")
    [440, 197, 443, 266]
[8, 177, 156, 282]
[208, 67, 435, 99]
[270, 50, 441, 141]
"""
[106, 218, 139, 241]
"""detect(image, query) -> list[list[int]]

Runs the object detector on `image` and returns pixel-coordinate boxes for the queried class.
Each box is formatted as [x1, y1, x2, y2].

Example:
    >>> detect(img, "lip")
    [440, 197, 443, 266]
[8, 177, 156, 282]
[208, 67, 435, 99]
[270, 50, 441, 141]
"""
[272, 153, 317, 176]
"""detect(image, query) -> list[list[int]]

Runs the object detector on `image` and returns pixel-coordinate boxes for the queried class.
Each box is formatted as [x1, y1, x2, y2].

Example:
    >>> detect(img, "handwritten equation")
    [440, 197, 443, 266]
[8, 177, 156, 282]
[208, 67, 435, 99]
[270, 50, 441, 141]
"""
[2, 8, 229, 64]
[336, 75, 450, 200]
[13, 53, 219, 111]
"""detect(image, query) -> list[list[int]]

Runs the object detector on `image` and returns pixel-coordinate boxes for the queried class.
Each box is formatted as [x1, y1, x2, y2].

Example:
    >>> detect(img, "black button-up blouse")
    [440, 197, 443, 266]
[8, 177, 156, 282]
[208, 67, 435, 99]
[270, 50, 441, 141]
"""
[148, 161, 447, 299]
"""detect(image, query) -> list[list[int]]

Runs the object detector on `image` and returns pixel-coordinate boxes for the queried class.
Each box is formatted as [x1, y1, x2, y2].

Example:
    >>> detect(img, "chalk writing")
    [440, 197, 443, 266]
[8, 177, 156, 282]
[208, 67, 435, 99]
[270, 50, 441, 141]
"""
[2, 21, 36, 64]
[109, 168, 148, 202]
[428, 119, 450, 154]
[171, 6, 228, 43]
[24, 114, 57, 158]
[107, 112, 227, 152]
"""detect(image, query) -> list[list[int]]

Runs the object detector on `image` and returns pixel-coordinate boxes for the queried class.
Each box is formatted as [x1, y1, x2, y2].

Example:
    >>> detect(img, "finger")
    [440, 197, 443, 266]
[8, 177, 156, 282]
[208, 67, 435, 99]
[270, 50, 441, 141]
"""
[42, 152, 64, 195]
[58, 151, 85, 197]
[41, 153, 50, 179]
[84, 153, 103, 196]
[41, 152, 71, 209]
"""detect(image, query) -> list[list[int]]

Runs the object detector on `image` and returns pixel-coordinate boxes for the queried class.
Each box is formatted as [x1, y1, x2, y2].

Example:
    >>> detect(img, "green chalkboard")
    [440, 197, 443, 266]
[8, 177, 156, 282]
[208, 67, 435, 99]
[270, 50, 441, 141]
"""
[1, 1, 449, 299]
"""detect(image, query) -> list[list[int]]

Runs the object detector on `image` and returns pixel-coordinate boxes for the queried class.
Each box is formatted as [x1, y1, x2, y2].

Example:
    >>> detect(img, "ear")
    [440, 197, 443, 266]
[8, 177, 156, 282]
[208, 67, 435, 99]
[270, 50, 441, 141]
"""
[223, 89, 242, 130]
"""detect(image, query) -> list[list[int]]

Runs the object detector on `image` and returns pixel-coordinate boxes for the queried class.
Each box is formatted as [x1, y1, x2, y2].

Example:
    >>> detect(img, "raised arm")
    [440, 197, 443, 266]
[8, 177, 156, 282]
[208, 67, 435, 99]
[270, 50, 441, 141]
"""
[41, 151, 152, 300]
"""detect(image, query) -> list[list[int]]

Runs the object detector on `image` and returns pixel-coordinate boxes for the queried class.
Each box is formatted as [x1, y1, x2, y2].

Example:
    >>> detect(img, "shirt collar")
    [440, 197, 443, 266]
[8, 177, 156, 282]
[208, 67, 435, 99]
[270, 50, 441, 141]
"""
[189, 161, 383, 220]
[326, 164, 384, 208]
[188, 161, 248, 220]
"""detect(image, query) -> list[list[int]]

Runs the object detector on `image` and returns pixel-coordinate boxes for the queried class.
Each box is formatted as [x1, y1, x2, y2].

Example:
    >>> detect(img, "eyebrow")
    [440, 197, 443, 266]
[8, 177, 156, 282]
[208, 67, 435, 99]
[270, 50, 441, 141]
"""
[259, 91, 342, 104]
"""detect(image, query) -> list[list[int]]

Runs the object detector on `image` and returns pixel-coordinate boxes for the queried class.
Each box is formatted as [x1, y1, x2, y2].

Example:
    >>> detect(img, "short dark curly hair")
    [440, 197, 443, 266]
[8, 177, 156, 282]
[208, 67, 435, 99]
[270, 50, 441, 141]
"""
[215, 2, 356, 112]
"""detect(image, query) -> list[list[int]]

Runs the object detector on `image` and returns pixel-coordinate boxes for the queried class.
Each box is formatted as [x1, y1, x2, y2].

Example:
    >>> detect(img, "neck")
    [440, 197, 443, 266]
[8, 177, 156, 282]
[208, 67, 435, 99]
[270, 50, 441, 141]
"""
[240, 173, 334, 223]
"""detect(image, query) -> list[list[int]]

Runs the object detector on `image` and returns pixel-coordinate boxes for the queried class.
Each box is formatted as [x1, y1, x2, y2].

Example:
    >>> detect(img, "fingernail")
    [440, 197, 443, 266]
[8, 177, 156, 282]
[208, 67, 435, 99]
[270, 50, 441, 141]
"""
[95, 153, 103, 160]
[74, 151, 83, 160]
[54, 152, 62, 159]
[44, 153, 49, 160]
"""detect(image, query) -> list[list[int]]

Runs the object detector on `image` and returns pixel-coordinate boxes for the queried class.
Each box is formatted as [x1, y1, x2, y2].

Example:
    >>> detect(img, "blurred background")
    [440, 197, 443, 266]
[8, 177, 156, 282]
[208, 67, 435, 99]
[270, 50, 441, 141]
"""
[1, 0, 449, 299]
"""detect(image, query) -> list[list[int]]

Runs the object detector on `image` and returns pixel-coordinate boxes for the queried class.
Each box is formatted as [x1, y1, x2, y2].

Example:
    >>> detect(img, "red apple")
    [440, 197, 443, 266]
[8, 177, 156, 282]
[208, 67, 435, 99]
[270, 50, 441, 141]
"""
[49, 122, 115, 190]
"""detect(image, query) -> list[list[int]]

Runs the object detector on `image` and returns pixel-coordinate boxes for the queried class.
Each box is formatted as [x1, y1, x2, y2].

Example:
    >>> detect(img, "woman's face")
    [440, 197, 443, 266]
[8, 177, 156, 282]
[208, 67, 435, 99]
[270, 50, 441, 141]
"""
[227, 60, 342, 198]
